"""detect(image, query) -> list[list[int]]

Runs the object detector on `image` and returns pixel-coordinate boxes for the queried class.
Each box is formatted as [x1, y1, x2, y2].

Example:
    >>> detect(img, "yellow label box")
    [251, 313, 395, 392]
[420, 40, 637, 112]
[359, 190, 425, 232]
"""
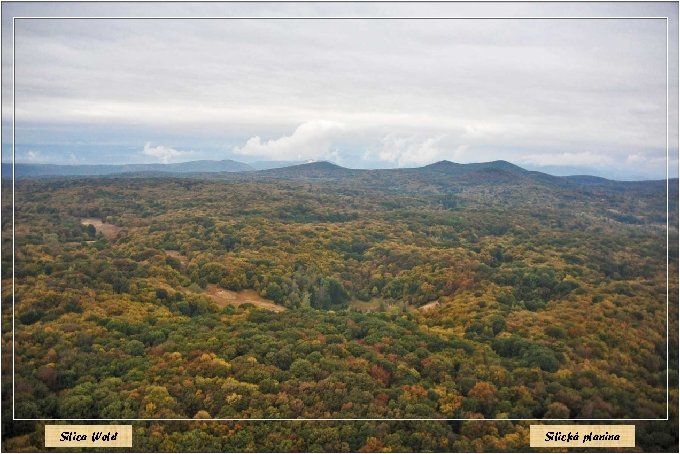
[45, 425, 132, 448]
[530, 424, 635, 448]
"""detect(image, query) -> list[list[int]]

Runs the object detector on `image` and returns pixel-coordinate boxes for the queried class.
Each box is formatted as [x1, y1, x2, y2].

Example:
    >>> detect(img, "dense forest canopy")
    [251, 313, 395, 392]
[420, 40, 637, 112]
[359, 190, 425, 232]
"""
[1, 162, 678, 451]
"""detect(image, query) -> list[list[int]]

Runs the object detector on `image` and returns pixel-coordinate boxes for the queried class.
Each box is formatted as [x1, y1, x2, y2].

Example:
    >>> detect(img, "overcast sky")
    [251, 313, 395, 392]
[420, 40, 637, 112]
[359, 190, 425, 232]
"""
[1, 2, 678, 179]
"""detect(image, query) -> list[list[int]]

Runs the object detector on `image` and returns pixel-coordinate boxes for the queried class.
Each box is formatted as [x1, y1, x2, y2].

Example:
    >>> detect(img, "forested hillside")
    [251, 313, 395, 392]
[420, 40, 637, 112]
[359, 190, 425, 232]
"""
[1, 164, 677, 451]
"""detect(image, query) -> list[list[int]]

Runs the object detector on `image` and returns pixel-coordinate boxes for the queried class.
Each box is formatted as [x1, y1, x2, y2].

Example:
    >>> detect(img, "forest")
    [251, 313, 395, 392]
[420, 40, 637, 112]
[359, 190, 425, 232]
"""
[1, 161, 678, 451]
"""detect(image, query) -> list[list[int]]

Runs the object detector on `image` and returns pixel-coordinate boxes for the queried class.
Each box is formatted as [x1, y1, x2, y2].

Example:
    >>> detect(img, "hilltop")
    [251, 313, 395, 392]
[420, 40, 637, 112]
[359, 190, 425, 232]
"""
[3, 158, 669, 186]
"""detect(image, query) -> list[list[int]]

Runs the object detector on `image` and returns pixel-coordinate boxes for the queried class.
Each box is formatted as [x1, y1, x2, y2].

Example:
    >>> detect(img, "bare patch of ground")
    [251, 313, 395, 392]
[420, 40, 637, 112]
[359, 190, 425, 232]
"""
[205, 284, 286, 313]
[80, 218, 121, 239]
[418, 301, 440, 312]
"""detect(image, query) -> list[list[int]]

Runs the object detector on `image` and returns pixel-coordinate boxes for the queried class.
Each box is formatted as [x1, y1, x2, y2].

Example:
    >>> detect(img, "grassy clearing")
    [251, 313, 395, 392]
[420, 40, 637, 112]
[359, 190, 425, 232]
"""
[204, 284, 287, 313]
[80, 217, 121, 239]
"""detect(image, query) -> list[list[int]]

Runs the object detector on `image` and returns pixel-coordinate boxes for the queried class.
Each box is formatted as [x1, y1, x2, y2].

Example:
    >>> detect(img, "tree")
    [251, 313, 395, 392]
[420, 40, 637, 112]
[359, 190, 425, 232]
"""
[467, 381, 497, 416]
[544, 401, 570, 419]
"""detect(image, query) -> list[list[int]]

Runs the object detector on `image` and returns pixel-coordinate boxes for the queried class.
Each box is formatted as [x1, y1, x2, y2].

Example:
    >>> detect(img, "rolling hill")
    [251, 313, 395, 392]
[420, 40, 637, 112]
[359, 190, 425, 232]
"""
[1, 159, 254, 178]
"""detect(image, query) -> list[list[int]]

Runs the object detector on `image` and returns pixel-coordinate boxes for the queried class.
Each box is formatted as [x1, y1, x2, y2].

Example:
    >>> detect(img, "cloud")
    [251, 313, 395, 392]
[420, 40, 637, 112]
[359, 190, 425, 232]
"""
[233, 121, 346, 161]
[519, 151, 615, 168]
[518, 150, 673, 179]
[14, 149, 79, 164]
[25, 150, 43, 162]
[16, 149, 51, 163]
[624, 153, 672, 176]
[625, 153, 667, 166]
[142, 142, 193, 163]
[372, 134, 467, 167]
[4, 9, 675, 179]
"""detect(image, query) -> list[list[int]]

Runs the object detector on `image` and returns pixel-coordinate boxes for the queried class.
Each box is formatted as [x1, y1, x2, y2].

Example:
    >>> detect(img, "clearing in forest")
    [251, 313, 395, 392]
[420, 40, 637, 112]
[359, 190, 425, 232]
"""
[205, 284, 287, 312]
[80, 218, 121, 239]
[349, 298, 406, 312]
[418, 301, 441, 312]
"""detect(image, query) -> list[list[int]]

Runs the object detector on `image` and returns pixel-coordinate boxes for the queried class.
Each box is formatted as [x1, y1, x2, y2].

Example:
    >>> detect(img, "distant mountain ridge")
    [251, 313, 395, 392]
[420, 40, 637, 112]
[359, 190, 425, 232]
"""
[1, 159, 307, 178]
[249, 160, 306, 170]
[254, 161, 363, 179]
[235, 161, 673, 200]
[424, 159, 524, 174]
[1, 160, 253, 177]
[1, 158, 671, 185]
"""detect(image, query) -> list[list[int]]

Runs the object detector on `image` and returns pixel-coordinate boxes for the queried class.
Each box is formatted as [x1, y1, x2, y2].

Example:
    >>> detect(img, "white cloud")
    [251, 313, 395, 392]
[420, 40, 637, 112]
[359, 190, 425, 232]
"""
[233, 121, 346, 161]
[519, 151, 615, 168]
[624, 153, 671, 177]
[15, 149, 79, 164]
[25, 150, 43, 162]
[373, 134, 467, 167]
[142, 142, 193, 163]
[625, 153, 667, 166]
[517, 150, 673, 180]
[16, 149, 52, 163]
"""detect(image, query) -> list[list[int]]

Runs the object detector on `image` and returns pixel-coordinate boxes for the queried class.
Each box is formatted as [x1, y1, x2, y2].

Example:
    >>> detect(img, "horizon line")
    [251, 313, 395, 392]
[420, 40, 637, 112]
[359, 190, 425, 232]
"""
[1, 158, 675, 183]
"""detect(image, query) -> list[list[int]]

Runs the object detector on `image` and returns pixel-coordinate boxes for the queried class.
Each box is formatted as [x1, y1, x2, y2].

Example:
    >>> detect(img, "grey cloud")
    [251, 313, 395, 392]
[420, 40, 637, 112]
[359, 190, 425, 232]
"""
[142, 142, 194, 164]
[2, 2, 677, 179]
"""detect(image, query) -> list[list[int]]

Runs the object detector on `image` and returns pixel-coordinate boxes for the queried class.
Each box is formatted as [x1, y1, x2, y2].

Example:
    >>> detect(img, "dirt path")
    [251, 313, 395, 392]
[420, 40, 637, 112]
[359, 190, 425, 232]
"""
[205, 285, 286, 313]
[80, 218, 121, 239]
